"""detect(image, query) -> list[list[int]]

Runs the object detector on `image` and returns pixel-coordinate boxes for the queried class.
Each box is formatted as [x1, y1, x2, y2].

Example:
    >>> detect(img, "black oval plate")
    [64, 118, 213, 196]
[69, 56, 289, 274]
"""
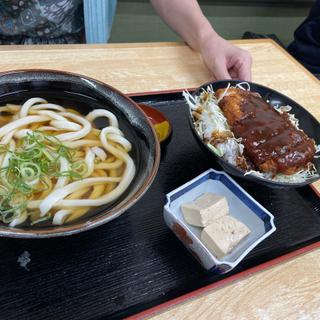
[189, 80, 320, 188]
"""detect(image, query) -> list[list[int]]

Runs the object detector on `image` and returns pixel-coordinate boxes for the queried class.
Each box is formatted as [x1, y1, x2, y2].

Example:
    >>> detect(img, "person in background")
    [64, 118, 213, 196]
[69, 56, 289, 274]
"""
[0, 0, 252, 81]
[287, 0, 320, 78]
[151, 0, 252, 81]
[0, 0, 84, 44]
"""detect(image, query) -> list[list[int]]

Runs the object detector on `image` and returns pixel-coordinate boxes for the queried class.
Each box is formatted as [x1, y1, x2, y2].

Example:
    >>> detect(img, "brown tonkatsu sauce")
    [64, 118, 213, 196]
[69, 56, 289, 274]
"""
[217, 88, 316, 175]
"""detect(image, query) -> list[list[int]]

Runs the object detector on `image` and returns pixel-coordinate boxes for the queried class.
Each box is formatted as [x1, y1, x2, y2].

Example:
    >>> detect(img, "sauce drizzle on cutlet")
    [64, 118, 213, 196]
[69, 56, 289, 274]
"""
[218, 89, 315, 175]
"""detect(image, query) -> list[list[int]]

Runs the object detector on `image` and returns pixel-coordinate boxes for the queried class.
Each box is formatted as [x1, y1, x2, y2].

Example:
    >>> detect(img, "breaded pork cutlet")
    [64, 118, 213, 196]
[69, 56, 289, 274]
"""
[215, 87, 316, 175]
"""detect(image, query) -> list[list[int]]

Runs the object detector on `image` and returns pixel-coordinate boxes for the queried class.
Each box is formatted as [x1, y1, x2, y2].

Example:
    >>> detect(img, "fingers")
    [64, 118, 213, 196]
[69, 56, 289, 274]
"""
[209, 50, 251, 81]
[211, 59, 231, 80]
[237, 54, 252, 81]
[229, 69, 238, 79]
[200, 37, 252, 81]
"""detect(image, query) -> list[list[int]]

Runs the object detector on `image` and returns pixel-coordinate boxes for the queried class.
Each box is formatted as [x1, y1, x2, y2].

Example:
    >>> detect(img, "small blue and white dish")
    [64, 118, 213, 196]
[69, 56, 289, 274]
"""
[163, 168, 276, 274]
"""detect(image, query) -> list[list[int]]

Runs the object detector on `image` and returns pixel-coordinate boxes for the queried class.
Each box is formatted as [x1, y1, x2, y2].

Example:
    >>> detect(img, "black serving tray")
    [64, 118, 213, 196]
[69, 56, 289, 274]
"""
[1, 91, 319, 320]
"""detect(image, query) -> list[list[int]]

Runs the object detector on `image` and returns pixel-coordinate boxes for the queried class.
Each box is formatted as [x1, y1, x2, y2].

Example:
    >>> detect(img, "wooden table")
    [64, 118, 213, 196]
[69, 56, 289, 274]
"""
[0, 39, 319, 319]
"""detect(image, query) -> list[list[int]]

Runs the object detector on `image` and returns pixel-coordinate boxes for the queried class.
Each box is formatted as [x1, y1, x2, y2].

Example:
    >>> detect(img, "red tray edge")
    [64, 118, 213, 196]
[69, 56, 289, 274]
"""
[125, 241, 320, 320]
[126, 87, 196, 97]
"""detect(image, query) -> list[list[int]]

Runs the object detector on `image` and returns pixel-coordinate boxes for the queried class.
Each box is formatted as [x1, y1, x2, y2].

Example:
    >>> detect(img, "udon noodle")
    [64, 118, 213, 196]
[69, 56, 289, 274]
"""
[0, 98, 136, 227]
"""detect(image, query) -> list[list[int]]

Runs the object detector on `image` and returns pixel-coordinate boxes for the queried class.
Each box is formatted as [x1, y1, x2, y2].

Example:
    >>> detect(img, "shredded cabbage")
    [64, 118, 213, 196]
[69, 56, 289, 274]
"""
[184, 83, 319, 183]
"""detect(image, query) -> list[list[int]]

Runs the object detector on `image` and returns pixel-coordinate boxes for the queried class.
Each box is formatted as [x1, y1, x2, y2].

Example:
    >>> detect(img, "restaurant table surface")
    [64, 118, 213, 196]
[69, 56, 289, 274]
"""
[0, 39, 319, 319]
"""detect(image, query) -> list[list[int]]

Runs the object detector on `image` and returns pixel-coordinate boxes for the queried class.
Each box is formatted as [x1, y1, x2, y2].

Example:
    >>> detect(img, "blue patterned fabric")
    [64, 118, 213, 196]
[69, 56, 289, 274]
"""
[0, 0, 117, 44]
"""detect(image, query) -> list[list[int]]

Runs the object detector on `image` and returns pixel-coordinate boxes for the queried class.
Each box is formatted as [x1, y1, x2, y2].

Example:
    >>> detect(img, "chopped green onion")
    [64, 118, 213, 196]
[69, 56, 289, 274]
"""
[207, 143, 224, 157]
[0, 144, 8, 153]
[0, 131, 86, 224]
[71, 161, 87, 176]
[20, 162, 41, 181]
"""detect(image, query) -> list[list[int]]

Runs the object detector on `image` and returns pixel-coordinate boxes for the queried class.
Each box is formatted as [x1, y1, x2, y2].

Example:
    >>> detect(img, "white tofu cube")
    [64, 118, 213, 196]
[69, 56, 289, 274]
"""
[201, 215, 251, 259]
[181, 192, 229, 227]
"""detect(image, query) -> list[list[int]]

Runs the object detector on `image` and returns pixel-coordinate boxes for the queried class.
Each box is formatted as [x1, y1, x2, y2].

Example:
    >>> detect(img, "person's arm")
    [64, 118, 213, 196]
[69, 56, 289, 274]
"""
[150, 0, 252, 81]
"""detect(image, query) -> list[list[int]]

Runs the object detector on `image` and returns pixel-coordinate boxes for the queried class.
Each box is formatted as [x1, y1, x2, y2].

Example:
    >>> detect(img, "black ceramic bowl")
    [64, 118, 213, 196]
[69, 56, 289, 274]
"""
[189, 80, 320, 188]
[0, 70, 160, 238]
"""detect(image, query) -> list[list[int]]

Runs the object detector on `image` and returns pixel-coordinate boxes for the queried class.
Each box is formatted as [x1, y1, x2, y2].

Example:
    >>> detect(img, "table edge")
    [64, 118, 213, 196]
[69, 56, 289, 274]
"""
[0, 39, 269, 51]
[125, 242, 320, 320]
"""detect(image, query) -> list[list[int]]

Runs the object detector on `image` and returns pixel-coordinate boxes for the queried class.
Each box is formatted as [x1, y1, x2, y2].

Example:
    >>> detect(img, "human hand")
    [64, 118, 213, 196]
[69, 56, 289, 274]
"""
[200, 35, 252, 81]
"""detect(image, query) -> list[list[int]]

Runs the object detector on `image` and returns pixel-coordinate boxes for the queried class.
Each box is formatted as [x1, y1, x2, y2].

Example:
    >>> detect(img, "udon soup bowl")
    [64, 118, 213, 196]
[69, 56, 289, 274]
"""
[0, 70, 160, 238]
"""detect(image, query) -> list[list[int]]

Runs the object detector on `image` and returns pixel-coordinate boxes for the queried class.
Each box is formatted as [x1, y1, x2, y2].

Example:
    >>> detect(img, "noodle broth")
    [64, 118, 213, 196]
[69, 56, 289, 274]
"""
[0, 90, 151, 229]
